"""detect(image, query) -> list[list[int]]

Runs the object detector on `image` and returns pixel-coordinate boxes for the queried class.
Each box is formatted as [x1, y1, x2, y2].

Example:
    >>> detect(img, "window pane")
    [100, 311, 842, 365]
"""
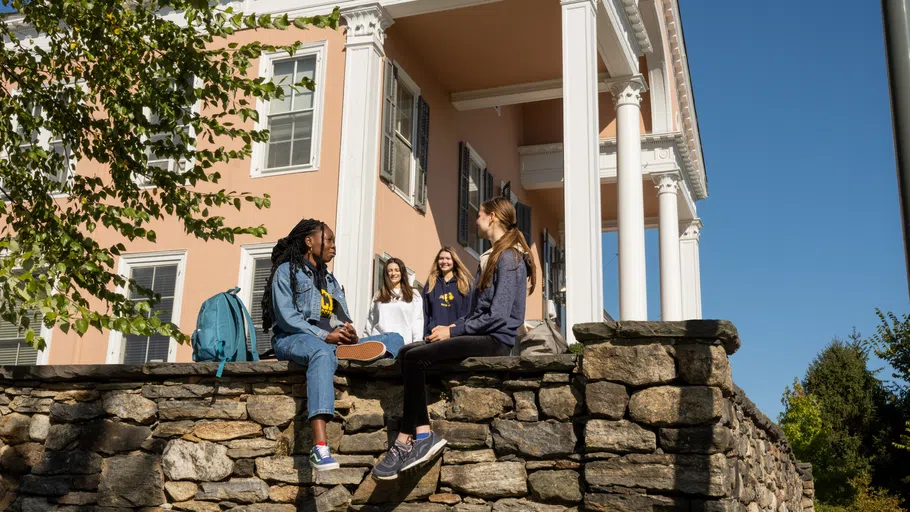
[265, 112, 313, 170]
[469, 162, 481, 208]
[292, 57, 316, 111]
[270, 60, 296, 114]
[290, 112, 313, 167]
[130, 267, 155, 298]
[468, 205, 479, 253]
[392, 136, 410, 194]
[395, 82, 413, 144]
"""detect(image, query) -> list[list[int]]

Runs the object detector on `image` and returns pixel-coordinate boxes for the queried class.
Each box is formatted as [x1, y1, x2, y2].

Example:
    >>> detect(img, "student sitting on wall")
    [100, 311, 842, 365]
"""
[364, 257, 424, 345]
[422, 246, 473, 339]
[371, 197, 536, 481]
[261, 218, 404, 472]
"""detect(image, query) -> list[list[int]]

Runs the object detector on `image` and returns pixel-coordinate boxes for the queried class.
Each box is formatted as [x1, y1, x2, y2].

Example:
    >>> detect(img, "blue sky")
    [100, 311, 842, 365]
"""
[604, 0, 907, 419]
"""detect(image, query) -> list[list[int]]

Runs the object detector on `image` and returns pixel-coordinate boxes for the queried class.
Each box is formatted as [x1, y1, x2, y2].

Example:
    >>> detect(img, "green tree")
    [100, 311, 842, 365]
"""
[0, 1, 339, 347]
[779, 378, 833, 466]
[799, 335, 886, 504]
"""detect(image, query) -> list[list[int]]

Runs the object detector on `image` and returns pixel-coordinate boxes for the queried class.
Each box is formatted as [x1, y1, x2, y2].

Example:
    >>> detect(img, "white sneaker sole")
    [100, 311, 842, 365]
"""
[311, 460, 340, 471]
[400, 439, 447, 472]
[372, 471, 400, 481]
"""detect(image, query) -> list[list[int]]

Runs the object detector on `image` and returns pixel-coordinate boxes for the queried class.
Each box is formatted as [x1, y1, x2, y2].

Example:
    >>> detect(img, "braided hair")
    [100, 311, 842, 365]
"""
[261, 218, 327, 334]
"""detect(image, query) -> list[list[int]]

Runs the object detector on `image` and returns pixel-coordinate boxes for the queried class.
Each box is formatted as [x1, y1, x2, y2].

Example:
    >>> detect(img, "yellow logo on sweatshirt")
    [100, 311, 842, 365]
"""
[439, 292, 455, 308]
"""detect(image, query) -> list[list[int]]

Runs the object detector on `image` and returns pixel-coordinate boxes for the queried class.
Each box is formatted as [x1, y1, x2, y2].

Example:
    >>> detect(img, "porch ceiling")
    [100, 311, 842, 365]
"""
[526, 181, 660, 229]
[389, 0, 609, 93]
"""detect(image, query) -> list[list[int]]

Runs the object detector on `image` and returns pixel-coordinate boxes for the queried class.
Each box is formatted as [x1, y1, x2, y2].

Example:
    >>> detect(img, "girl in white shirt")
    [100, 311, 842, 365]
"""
[364, 257, 424, 345]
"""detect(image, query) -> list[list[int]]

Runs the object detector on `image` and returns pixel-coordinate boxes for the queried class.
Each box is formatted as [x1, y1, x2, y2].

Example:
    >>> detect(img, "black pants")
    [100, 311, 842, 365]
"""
[397, 335, 510, 435]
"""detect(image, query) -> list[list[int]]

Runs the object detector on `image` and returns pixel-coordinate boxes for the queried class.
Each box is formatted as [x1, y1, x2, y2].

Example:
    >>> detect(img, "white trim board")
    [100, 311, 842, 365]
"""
[106, 250, 188, 364]
[452, 73, 611, 111]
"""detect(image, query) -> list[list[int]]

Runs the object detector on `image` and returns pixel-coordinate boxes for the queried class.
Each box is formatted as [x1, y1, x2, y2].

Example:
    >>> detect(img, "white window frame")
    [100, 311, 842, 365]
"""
[463, 142, 487, 259]
[250, 41, 328, 178]
[385, 61, 421, 206]
[105, 250, 188, 364]
[135, 76, 202, 188]
[237, 242, 276, 314]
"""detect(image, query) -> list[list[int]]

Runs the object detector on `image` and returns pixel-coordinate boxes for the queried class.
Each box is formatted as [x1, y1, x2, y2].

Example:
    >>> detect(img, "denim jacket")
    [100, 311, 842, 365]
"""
[271, 261, 351, 341]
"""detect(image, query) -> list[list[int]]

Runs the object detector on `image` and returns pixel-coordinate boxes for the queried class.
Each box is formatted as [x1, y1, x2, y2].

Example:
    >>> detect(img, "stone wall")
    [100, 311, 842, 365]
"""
[0, 321, 812, 512]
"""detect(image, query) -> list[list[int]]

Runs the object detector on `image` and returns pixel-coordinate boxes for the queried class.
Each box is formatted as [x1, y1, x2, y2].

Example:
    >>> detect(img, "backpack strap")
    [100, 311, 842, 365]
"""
[225, 288, 260, 362]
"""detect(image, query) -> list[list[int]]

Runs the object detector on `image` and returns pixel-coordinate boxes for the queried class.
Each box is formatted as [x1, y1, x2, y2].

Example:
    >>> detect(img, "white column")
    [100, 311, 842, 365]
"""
[679, 219, 703, 319]
[561, 0, 603, 342]
[611, 78, 648, 320]
[653, 172, 682, 321]
[333, 4, 393, 329]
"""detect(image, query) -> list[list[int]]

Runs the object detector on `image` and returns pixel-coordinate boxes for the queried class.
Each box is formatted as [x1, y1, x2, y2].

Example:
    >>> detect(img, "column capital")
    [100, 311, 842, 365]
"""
[607, 76, 647, 107]
[342, 3, 394, 47]
[680, 218, 703, 240]
[652, 172, 681, 195]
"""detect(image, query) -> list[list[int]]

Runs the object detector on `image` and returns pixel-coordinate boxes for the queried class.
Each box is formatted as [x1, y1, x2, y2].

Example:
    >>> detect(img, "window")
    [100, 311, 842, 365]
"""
[381, 60, 430, 210]
[106, 251, 186, 364]
[372, 253, 421, 295]
[0, 309, 48, 366]
[6, 98, 75, 196]
[136, 78, 199, 188]
[457, 142, 493, 256]
[251, 43, 327, 177]
[238, 243, 275, 356]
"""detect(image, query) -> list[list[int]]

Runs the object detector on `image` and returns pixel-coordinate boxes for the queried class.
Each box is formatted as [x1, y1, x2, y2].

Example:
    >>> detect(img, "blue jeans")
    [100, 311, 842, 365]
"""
[273, 332, 404, 419]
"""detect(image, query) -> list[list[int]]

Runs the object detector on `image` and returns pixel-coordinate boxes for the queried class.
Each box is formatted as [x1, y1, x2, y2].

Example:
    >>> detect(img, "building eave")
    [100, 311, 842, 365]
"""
[663, 0, 707, 200]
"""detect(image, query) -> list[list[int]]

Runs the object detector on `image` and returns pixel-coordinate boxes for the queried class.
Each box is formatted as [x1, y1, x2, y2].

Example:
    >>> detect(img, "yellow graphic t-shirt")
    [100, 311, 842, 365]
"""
[320, 289, 334, 318]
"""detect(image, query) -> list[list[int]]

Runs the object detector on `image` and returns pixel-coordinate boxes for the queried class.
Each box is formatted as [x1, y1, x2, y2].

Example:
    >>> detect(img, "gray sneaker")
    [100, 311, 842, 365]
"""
[400, 432, 447, 472]
[371, 440, 412, 481]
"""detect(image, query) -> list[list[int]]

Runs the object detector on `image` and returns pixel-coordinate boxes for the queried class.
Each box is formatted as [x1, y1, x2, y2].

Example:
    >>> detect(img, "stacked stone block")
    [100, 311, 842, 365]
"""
[0, 321, 812, 511]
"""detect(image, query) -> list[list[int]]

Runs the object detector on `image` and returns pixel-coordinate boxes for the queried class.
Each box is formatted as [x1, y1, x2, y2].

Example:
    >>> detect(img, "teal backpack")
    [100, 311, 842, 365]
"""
[192, 287, 260, 377]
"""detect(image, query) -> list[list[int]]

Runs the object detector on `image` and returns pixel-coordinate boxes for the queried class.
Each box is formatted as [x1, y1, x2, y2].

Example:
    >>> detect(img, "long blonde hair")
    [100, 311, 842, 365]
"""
[477, 197, 537, 294]
[425, 246, 473, 296]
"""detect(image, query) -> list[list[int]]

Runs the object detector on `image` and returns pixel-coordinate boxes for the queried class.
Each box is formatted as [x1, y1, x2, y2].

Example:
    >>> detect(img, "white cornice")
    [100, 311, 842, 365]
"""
[662, 0, 706, 199]
[620, 0, 652, 54]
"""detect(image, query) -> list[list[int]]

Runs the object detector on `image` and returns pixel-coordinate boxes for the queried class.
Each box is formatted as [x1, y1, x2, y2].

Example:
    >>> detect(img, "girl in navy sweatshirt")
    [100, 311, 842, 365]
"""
[421, 246, 473, 338]
[372, 198, 536, 481]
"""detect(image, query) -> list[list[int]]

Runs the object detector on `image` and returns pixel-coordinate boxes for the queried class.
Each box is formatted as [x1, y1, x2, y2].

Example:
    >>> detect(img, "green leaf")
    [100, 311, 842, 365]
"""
[74, 318, 89, 335]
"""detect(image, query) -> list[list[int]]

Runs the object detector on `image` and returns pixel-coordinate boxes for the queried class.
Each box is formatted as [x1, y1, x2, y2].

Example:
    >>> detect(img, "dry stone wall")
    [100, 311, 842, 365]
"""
[0, 321, 812, 511]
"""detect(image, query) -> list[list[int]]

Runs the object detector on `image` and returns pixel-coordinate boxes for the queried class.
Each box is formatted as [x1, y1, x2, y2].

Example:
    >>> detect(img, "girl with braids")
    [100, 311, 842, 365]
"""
[372, 197, 537, 480]
[263, 218, 404, 472]
[421, 246, 474, 338]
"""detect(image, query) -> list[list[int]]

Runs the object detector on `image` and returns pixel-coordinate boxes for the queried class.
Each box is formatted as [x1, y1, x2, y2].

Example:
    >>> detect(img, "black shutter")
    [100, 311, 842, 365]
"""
[542, 228, 551, 300]
[516, 202, 532, 246]
[482, 168, 494, 252]
[380, 61, 397, 183]
[502, 181, 511, 200]
[415, 96, 430, 211]
[457, 142, 470, 246]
